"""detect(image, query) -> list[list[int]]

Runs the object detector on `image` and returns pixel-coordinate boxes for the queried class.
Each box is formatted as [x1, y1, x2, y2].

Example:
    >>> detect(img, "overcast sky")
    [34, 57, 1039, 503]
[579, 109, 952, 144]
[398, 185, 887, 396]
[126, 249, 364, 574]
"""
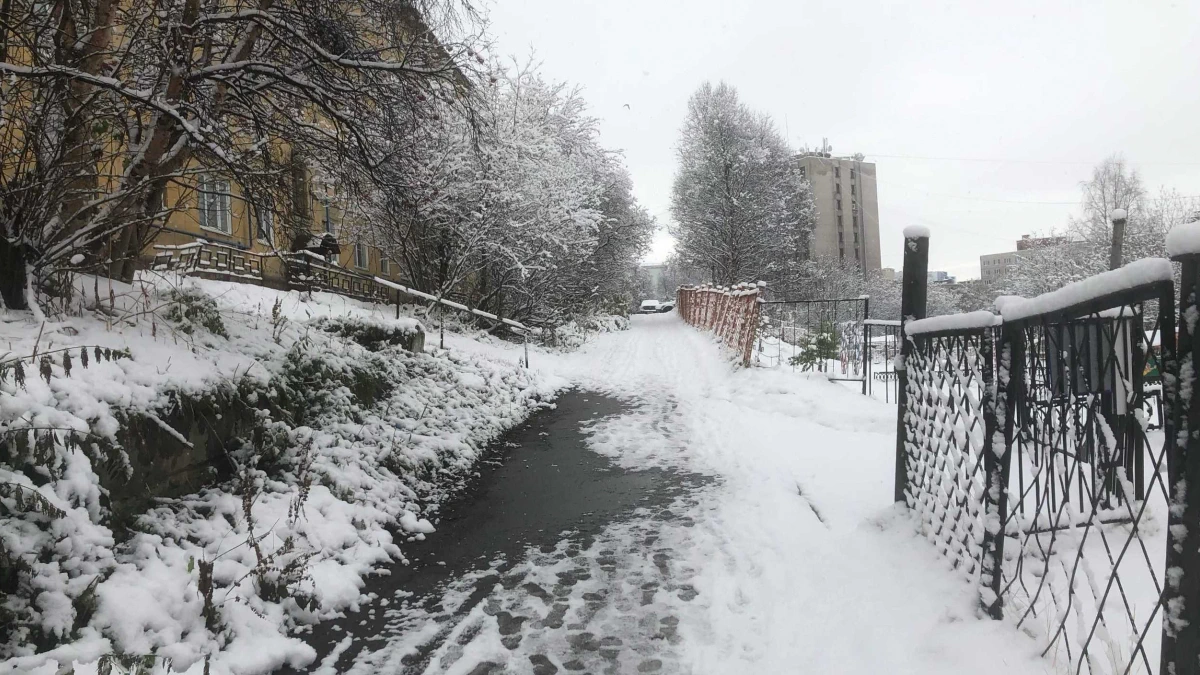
[484, 0, 1200, 280]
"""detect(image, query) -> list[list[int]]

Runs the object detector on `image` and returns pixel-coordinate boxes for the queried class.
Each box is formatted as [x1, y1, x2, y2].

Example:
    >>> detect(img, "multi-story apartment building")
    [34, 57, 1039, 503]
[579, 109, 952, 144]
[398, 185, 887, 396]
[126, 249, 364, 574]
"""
[980, 250, 1020, 284]
[792, 152, 882, 272]
[980, 235, 1070, 285]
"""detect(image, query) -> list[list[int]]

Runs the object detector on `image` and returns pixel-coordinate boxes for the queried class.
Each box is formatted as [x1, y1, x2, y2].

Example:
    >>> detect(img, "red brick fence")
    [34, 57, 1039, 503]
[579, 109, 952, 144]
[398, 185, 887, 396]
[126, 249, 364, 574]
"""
[676, 283, 763, 367]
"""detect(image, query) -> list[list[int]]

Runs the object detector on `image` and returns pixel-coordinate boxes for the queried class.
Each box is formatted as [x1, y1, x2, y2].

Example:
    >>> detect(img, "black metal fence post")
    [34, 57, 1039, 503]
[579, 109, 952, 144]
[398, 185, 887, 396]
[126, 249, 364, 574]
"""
[895, 231, 929, 503]
[980, 324, 1017, 619]
[861, 296, 870, 395]
[1162, 251, 1198, 675]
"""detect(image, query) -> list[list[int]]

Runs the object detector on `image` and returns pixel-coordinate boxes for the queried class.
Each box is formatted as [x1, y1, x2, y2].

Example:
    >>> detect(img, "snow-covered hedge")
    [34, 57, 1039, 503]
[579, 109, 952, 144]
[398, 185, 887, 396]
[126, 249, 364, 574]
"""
[538, 314, 631, 352]
[0, 276, 561, 674]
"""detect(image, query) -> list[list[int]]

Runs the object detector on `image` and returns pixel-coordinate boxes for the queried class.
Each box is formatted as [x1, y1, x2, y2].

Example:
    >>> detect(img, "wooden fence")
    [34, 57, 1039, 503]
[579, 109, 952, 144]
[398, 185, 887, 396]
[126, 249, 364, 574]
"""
[676, 283, 763, 367]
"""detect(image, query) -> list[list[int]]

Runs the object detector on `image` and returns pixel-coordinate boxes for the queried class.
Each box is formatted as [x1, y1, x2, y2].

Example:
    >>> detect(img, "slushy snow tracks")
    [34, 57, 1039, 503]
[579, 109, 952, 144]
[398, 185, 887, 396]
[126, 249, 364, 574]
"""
[342, 313, 1054, 674]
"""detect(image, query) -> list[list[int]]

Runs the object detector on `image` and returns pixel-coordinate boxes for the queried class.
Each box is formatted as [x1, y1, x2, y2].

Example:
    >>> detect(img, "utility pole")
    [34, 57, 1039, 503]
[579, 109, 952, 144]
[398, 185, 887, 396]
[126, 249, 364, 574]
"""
[1109, 208, 1127, 270]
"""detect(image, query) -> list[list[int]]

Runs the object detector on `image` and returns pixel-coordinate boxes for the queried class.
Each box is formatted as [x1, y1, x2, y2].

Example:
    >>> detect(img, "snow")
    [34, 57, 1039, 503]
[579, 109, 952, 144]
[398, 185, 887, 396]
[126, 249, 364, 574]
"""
[994, 257, 1173, 321]
[338, 313, 1051, 675]
[1111, 208, 1127, 221]
[903, 224, 931, 238]
[906, 310, 1000, 335]
[1166, 217, 1200, 257]
[7, 282, 1094, 674]
[0, 272, 565, 674]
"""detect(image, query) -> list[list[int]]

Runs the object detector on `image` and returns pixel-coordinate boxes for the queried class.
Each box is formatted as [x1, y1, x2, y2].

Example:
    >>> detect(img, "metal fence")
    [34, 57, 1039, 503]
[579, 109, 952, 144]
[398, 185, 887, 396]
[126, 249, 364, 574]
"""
[896, 229, 1199, 675]
[864, 319, 902, 401]
[755, 296, 870, 392]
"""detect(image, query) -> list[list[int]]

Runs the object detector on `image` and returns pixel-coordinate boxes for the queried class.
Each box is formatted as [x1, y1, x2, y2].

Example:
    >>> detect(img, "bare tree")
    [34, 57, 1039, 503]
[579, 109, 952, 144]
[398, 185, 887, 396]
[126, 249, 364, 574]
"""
[0, 0, 486, 309]
[1005, 155, 1191, 296]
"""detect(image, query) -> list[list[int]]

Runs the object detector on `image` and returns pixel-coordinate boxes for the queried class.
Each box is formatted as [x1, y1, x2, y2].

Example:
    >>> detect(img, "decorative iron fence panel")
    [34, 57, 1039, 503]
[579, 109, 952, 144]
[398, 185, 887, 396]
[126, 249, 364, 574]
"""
[996, 283, 1177, 675]
[899, 268, 1187, 675]
[903, 327, 998, 589]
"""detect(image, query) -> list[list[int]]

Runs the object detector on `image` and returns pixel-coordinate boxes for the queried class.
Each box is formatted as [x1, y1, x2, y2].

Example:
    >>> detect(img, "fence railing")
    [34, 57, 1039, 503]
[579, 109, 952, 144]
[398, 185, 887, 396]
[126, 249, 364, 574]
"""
[152, 240, 265, 280]
[896, 227, 1200, 675]
[676, 283, 763, 367]
[281, 251, 390, 304]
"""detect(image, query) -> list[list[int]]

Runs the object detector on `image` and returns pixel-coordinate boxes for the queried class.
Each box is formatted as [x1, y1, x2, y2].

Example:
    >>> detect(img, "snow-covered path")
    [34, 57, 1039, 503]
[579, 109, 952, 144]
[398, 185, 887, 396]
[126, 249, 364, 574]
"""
[351, 313, 1052, 674]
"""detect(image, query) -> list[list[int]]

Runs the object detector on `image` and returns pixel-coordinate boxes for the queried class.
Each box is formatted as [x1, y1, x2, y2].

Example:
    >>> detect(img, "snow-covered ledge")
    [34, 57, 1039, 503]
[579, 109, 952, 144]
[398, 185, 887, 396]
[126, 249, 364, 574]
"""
[906, 310, 1000, 336]
[1166, 217, 1200, 258]
[994, 258, 1173, 322]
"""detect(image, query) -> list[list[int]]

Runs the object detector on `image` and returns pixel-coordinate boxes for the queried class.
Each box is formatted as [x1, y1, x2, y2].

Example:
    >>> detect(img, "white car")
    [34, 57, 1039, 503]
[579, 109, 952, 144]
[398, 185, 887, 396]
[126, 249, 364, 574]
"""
[639, 299, 660, 314]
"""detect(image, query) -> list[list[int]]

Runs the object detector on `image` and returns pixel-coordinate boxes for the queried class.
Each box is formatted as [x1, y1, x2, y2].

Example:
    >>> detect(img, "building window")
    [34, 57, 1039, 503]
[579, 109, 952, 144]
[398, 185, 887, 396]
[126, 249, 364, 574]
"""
[380, 256, 389, 275]
[836, 199, 842, 212]
[255, 203, 274, 245]
[851, 184, 856, 196]
[353, 242, 368, 269]
[837, 214, 843, 228]
[835, 183, 841, 194]
[197, 176, 232, 234]
[834, 167, 840, 179]
[850, 169, 856, 180]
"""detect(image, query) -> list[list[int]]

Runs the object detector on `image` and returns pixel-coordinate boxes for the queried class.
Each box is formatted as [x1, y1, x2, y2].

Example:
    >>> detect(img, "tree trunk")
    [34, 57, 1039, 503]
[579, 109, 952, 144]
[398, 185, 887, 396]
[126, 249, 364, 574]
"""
[0, 237, 28, 309]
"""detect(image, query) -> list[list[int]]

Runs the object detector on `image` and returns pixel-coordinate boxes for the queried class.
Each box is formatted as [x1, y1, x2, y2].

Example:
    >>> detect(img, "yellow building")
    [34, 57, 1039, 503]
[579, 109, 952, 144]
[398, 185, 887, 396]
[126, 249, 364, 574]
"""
[148, 160, 404, 302]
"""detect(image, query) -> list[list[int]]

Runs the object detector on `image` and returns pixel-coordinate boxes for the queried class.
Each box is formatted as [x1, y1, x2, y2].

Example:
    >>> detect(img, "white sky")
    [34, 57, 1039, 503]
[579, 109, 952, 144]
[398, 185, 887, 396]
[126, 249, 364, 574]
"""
[484, 0, 1200, 279]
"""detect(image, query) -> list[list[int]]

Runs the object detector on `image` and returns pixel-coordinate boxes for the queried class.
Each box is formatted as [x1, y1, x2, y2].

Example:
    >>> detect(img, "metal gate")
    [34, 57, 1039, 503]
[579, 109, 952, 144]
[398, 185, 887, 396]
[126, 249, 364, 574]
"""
[896, 228, 1199, 675]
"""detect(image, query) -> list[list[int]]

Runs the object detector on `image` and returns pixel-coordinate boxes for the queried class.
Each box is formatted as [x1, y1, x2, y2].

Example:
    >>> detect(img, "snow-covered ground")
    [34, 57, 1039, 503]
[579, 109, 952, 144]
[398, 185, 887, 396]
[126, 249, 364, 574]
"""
[6, 286, 1056, 674]
[1, 274, 564, 675]
[339, 312, 1052, 674]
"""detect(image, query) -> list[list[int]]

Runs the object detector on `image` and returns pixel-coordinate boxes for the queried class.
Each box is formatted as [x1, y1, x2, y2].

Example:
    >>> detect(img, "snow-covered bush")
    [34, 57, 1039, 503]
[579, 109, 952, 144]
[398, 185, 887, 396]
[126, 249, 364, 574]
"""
[538, 314, 631, 352]
[163, 288, 229, 339]
[312, 315, 424, 353]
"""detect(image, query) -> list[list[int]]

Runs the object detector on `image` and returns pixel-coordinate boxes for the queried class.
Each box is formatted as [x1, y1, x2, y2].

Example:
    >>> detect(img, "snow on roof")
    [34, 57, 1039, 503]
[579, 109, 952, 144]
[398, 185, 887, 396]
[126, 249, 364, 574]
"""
[1166, 218, 1200, 258]
[994, 258, 1173, 322]
[903, 225, 930, 239]
[906, 311, 1000, 336]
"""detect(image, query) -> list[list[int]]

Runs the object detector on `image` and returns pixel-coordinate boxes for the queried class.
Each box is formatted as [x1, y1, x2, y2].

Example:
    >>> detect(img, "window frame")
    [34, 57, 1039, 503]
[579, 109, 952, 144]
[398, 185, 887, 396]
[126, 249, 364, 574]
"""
[353, 241, 368, 269]
[255, 202, 275, 246]
[323, 202, 335, 234]
[198, 176, 232, 235]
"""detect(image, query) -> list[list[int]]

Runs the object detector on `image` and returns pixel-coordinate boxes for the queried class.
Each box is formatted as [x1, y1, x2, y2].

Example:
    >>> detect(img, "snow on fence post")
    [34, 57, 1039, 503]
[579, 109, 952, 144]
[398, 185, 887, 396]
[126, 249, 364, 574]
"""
[1163, 225, 1200, 675]
[675, 283, 761, 367]
[895, 226, 929, 503]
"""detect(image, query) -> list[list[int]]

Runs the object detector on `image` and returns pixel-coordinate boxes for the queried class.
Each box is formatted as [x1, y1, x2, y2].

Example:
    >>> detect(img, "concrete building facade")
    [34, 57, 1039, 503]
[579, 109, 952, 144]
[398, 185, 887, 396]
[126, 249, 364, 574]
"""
[980, 250, 1020, 284]
[793, 153, 882, 271]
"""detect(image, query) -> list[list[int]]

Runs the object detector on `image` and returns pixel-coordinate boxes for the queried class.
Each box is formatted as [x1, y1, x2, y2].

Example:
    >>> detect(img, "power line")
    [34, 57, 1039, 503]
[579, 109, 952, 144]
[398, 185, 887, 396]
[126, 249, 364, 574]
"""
[861, 153, 1200, 167]
[862, 174, 1080, 205]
